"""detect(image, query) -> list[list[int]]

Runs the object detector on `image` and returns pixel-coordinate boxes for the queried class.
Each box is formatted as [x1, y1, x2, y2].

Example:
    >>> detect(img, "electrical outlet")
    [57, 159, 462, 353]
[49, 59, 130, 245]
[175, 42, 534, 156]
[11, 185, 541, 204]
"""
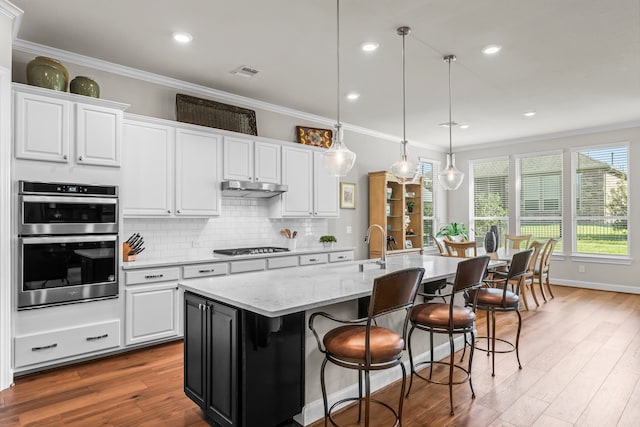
[346, 226, 352, 234]
[192, 240, 202, 248]
[578, 264, 585, 273]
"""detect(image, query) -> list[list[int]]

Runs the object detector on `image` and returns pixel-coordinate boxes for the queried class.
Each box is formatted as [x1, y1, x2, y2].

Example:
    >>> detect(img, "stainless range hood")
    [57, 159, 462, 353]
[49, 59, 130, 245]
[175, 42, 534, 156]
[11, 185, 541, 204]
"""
[221, 180, 288, 198]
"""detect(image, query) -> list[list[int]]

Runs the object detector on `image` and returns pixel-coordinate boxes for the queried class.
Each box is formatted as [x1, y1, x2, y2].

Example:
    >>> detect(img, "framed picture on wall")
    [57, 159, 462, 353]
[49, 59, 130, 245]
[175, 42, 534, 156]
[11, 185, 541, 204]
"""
[340, 182, 356, 209]
[405, 240, 413, 249]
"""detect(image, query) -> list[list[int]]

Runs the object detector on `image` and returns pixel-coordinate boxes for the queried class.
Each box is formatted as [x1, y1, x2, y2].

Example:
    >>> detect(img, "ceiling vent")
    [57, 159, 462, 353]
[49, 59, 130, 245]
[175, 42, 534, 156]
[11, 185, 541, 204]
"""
[230, 65, 261, 78]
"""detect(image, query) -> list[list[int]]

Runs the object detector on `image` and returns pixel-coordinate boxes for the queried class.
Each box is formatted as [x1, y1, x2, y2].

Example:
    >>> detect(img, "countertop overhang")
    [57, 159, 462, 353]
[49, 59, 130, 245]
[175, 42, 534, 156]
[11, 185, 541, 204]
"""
[179, 254, 504, 318]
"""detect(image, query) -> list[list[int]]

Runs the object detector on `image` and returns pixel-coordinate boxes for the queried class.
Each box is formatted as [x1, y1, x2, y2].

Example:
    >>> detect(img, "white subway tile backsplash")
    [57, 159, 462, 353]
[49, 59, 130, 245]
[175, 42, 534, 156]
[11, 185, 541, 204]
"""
[123, 198, 329, 259]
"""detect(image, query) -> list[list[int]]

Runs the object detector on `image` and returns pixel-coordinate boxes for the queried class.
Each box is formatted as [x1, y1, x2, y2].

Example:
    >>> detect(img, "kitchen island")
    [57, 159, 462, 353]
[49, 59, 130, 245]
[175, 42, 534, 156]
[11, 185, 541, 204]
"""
[180, 254, 502, 427]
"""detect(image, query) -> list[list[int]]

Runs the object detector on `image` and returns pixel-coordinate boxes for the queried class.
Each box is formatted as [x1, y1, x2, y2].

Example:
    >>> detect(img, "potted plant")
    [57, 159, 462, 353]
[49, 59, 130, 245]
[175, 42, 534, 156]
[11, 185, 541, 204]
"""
[319, 235, 337, 249]
[406, 200, 416, 213]
[436, 222, 469, 242]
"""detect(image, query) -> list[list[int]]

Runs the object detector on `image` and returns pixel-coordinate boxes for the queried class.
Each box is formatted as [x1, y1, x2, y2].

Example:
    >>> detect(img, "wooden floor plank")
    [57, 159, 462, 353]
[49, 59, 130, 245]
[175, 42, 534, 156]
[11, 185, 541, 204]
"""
[1, 285, 639, 427]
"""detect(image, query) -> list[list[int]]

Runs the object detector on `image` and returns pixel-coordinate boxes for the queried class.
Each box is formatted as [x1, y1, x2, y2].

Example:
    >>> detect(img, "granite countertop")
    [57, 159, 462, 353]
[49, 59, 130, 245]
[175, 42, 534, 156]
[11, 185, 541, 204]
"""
[179, 254, 504, 318]
[121, 246, 355, 270]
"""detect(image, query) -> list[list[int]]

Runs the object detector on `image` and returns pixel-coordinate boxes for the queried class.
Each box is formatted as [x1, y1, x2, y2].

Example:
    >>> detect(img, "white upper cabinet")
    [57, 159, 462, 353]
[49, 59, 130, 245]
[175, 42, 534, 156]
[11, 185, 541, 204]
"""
[14, 90, 70, 163]
[13, 83, 127, 167]
[313, 151, 339, 217]
[175, 128, 222, 216]
[122, 116, 223, 218]
[271, 145, 338, 218]
[122, 119, 174, 216]
[223, 137, 280, 183]
[75, 103, 122, 167]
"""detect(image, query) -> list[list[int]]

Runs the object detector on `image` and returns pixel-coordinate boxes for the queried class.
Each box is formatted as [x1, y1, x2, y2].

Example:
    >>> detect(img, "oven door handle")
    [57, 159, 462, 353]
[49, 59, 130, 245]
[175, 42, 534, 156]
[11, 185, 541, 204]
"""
[21, 195, 118, 205]
[20, 235, 118, 245]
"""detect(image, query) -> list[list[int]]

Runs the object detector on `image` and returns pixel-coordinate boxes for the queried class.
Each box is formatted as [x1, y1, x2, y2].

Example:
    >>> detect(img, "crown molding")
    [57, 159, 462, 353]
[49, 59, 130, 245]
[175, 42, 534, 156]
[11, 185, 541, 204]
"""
[0, 0, 23, 39]
[455, 119, 640, 153]
[13, 38, 407, 146]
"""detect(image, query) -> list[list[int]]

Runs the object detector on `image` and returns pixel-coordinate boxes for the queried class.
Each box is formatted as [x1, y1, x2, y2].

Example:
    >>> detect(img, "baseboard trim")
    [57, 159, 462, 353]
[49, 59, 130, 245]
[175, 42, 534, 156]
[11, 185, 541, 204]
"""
[298, 335, 467, 426]
[551, 279, 640, 295]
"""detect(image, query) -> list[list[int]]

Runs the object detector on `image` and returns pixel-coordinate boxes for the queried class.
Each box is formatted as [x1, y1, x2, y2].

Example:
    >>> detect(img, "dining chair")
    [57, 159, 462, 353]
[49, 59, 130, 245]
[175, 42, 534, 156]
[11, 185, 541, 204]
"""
[504, 234, 532, 250]
[467, 249, 533, 376]
[516, 241, 544, 310]
[434, 236, 448, 256]
[405, 256, 490, 415]
[535, 238, 559, 302]
[309, 267, 425, 427]
[444, 240, 477, 258]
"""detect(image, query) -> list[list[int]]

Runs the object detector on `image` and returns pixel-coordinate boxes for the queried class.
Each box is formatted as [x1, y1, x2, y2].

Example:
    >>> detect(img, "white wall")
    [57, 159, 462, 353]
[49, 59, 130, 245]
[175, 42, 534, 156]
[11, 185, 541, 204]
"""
[449, 126, 640, 292]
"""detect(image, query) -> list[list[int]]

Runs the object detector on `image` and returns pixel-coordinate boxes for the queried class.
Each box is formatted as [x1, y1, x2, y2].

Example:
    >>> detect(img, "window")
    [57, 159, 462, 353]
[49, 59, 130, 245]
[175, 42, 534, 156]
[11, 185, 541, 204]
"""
[471, 158, 509, 243]
[419, 159, 436, 248]
[517, 152, 563, 250]
[572, 144, 628, 255]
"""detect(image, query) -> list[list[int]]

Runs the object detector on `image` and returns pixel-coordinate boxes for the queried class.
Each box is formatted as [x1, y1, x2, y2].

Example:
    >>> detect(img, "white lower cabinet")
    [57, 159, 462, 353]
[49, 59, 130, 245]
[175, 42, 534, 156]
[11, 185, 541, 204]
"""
[14, 320, 120, 368]
[125, 283, 181, 345]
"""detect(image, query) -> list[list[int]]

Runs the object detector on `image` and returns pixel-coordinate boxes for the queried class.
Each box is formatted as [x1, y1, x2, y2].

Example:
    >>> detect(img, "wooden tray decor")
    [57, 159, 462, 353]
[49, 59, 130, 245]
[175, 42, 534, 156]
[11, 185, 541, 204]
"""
[176, 94, 257, 135]
[296, 126, 333, 148]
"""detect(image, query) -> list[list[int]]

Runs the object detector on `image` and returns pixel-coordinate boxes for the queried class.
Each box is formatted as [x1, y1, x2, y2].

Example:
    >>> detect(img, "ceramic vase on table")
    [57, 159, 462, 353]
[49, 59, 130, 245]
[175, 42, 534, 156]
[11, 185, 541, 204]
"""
[70, 76, 100, 98]
[26, 56, 69, 92]
[484, 230, 497, 253]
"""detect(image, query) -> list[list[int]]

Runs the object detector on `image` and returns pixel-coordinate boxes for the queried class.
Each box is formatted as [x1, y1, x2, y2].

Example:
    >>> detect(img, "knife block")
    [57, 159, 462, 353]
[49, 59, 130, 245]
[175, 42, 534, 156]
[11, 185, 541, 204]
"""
[123, 242, 136, 262]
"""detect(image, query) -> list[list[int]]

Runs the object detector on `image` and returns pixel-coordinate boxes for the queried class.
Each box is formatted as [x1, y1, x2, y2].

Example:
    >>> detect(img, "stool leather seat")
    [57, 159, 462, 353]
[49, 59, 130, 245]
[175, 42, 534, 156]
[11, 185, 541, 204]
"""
[410, 304, 475, 329]
[470, 287, 520, 307]
[323, 325, 404, 363]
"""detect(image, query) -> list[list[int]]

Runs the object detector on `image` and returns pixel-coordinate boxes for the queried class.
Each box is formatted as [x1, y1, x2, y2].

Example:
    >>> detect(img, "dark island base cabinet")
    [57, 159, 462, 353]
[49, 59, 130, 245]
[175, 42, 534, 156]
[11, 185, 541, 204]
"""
[184, 292, 304, 427]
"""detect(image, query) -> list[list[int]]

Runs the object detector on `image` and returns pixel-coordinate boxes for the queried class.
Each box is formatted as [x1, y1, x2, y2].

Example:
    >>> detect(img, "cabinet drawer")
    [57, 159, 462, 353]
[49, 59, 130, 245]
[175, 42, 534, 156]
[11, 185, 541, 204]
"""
[230, 259, 266, 273]
[126, 267, 180, 285]
[14, 320, 120, 368]
[300, 253, 328, 265]
[267, 256, 298, 269]
[183, 263, 229, 279]
[329, 251, 354, 263]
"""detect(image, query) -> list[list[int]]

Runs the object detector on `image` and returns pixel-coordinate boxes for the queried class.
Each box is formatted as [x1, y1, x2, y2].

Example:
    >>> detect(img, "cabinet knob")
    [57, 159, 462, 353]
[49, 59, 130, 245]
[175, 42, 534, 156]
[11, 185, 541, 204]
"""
[63, 155, 68, 160]
[255, 177, 259, 181]
[167, 209, 171, 213]
[78, 156, 83, 161]
[177, 210, 181, 214]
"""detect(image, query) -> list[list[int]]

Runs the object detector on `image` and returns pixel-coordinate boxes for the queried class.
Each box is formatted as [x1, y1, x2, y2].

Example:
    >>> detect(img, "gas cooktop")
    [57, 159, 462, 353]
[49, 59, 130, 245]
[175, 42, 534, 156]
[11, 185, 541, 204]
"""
[214, 247, 289, 256]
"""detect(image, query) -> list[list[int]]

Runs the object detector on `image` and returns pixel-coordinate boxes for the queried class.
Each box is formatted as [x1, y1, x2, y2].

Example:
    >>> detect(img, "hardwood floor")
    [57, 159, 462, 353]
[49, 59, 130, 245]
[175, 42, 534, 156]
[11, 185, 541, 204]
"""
[1, 285, 639, 426]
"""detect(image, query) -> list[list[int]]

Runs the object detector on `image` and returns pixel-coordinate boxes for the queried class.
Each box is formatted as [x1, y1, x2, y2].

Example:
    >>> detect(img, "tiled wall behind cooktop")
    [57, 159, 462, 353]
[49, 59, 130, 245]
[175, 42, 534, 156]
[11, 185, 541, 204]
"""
[123, 198, 328, 259]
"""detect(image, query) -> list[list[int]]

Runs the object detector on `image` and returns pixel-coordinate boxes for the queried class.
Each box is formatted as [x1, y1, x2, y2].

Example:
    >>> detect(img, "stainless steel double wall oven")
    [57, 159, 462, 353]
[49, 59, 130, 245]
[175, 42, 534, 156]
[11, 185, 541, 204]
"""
[18, 181, 119, 309]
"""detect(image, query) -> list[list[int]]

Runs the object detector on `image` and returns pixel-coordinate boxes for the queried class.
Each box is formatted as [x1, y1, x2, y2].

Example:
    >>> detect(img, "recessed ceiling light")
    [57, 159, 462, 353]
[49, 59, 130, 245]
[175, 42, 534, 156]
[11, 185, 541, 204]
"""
[173, 32, 193, 43]
[361, 42, 379, 52]
[439, 121, 459, 128]
[482, 44, 502, 55]
[523, 111, 537, 117]
[346, 92, 360, 101]
[459, 124, 470, 129]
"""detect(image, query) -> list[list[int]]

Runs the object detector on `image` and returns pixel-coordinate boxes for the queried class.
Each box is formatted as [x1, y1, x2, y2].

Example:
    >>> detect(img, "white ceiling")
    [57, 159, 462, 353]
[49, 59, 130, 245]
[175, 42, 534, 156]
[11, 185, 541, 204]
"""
[10, 0, 640, 150]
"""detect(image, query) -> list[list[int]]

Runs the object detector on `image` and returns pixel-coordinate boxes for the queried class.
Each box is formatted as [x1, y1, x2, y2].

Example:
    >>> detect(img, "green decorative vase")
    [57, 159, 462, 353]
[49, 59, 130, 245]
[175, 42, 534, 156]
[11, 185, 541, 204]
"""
[26, 56, 69, 92]
[70, 76, 100, 98]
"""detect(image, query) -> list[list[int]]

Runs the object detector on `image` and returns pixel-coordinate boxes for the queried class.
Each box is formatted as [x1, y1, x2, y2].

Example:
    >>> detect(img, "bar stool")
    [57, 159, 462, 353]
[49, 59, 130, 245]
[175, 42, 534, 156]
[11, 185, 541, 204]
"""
[468, 249, 533, 376]
[309, 268, 425, 427]
[405, 256, 490, 415]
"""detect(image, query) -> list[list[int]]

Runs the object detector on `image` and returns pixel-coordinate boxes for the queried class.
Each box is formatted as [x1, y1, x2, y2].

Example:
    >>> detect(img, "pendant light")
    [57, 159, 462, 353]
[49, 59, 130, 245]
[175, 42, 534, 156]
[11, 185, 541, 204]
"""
[323, 0, 356, 177]
[438, 54, 465, 190]
[390, 26, 419, 183]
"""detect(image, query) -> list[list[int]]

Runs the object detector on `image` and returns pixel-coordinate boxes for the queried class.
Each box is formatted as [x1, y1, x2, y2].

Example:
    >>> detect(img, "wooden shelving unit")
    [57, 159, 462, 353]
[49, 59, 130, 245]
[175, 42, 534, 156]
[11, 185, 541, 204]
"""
[368, 171, 423, 259]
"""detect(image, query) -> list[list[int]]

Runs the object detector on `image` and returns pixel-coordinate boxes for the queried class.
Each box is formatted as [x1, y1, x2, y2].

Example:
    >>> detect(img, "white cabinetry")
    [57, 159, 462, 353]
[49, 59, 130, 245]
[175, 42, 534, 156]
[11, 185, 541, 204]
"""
[13, 83, 126, 167]
[223, 136, 281, 183]
[122, 116, 222, 217]
[176, 128, 222, 216]
[125, 267, 181, 346]
[122, 118, 174, 216]
[272, 146, 338, 218]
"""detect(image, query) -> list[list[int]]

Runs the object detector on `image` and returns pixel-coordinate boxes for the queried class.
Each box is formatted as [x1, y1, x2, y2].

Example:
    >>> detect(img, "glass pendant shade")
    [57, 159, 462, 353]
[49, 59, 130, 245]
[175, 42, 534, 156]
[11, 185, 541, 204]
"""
[391, 141, 418, 183]
[322, 0, 356, 177]
[438, 153, 464, 190]
[323, 124, 356, 177]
